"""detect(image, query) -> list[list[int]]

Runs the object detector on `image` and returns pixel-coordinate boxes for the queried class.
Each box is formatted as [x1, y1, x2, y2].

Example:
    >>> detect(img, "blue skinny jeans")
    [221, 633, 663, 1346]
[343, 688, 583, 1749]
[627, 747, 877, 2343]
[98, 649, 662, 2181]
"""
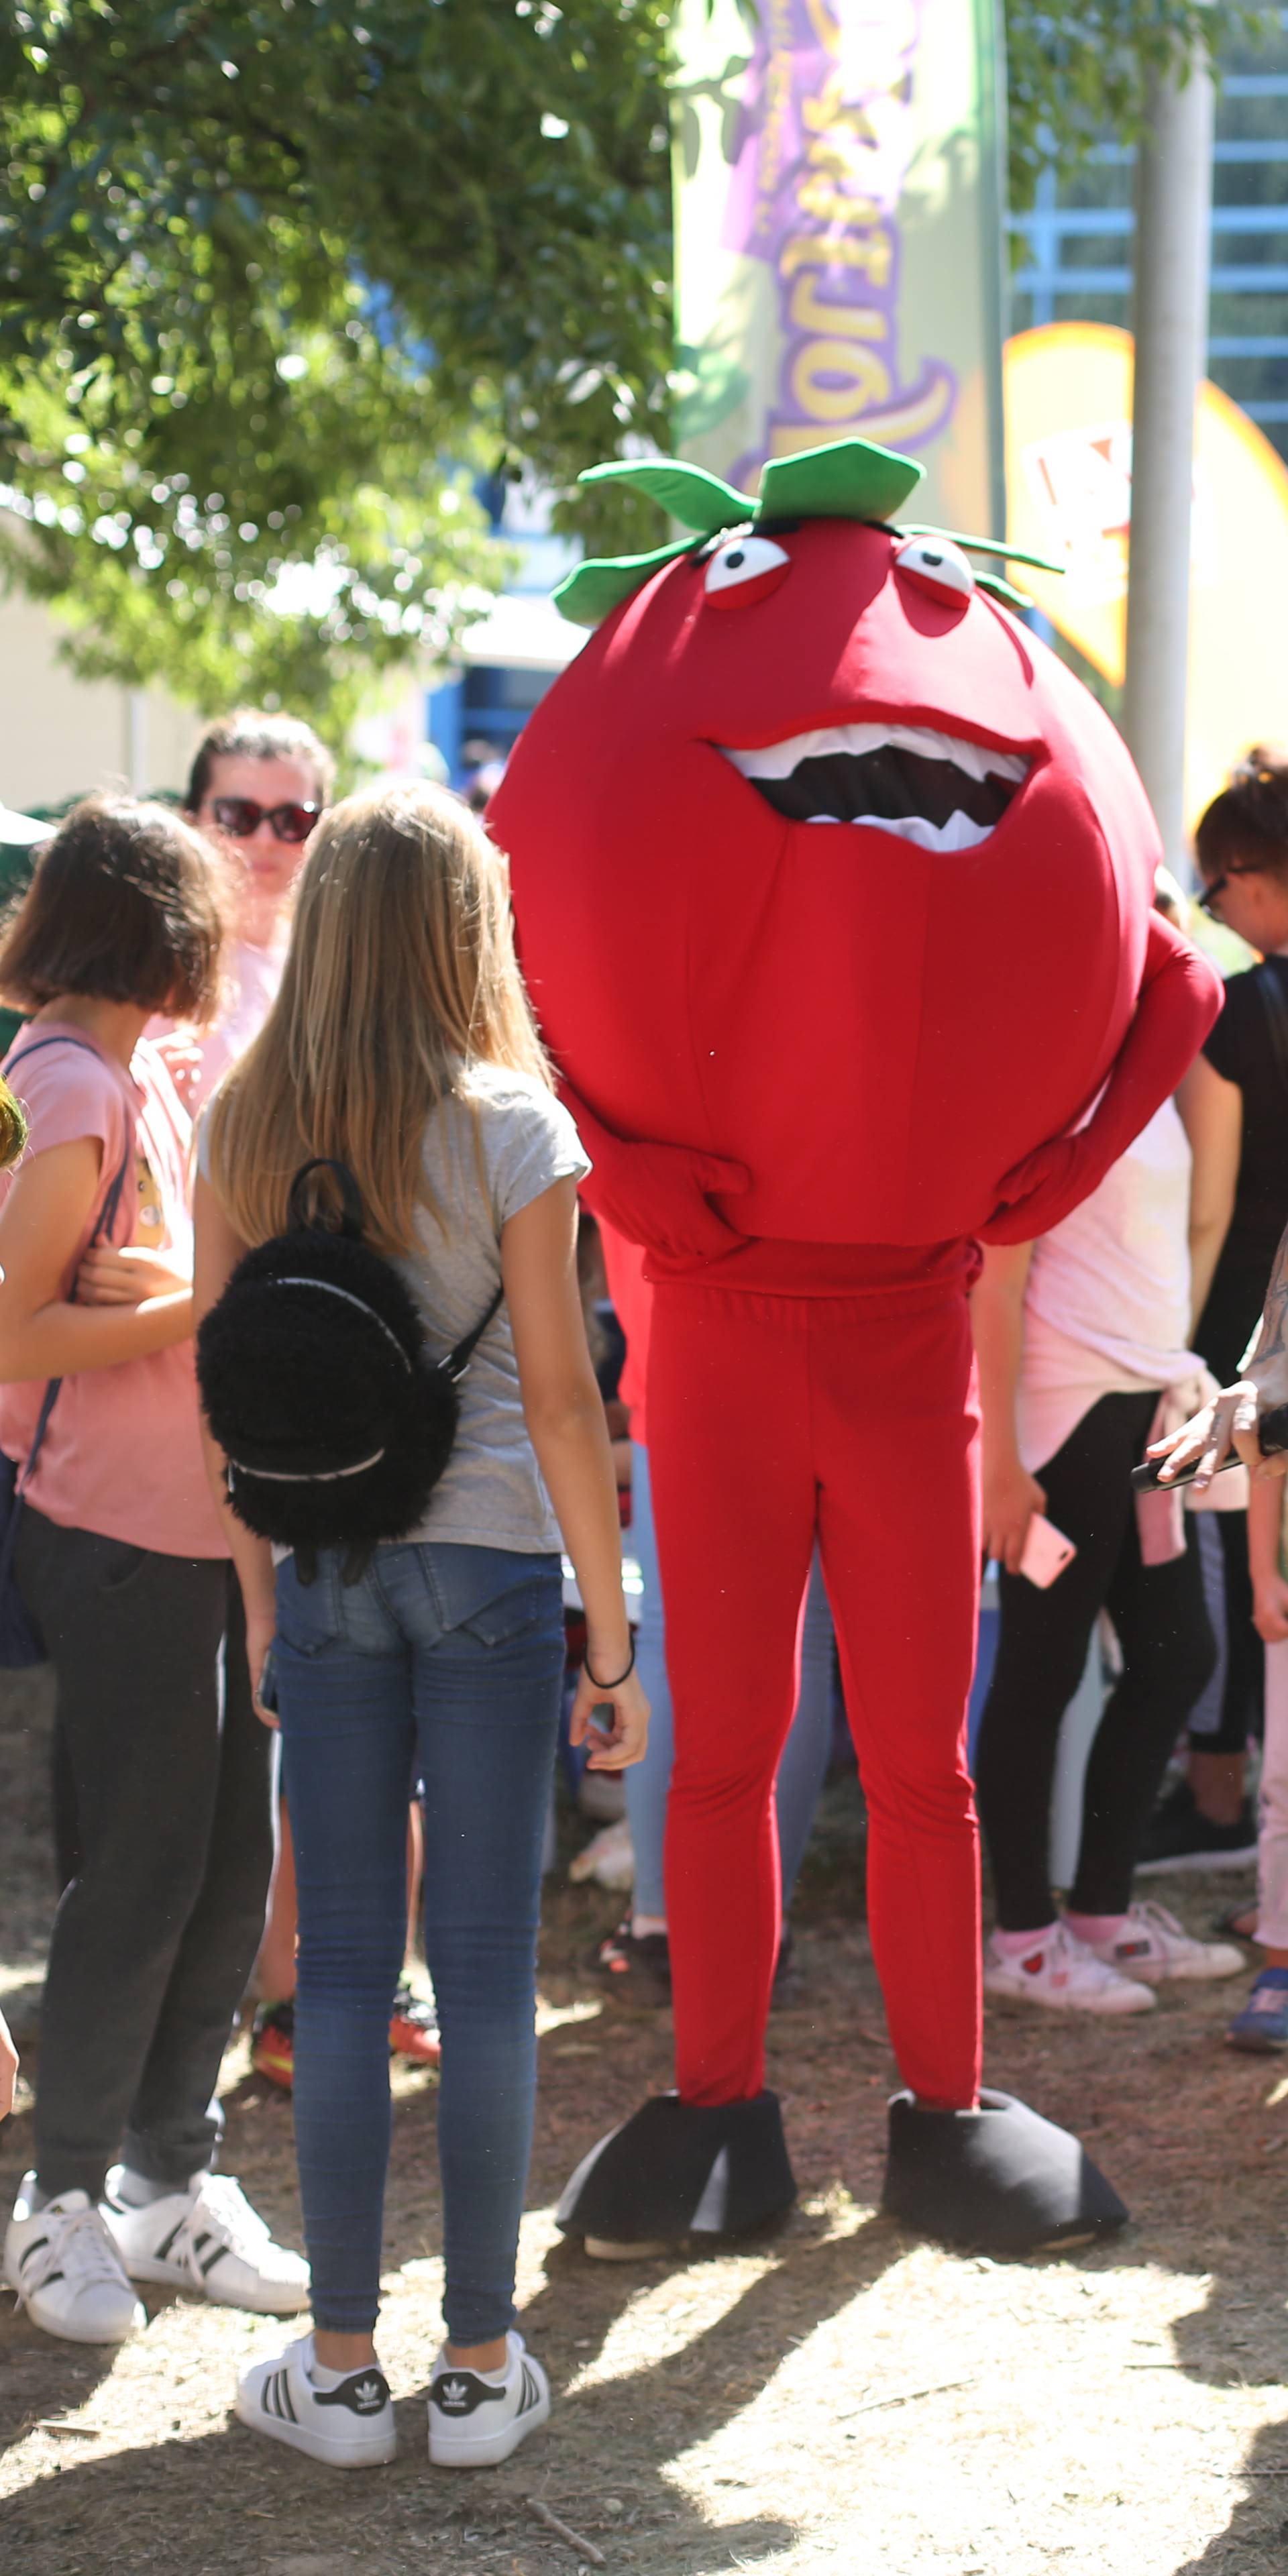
[273, 1540, 564, 2343]
[625, 1442, 838, 1918]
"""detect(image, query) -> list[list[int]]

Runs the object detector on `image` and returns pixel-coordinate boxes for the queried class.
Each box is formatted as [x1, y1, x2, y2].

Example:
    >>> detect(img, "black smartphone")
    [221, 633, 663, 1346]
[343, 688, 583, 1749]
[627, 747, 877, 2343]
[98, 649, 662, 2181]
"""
[256, 1646, 279, 1714]
[1130, 1399, 1288, 1494]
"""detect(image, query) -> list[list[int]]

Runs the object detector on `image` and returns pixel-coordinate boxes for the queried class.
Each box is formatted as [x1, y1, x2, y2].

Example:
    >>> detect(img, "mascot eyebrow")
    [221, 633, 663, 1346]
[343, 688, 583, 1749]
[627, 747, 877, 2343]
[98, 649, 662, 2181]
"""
[554, 434, 1061, 627]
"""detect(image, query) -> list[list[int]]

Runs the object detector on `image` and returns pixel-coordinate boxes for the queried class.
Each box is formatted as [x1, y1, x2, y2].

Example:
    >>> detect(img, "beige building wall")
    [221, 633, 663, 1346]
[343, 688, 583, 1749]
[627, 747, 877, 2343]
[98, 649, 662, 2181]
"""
[0, 584, 199, 814]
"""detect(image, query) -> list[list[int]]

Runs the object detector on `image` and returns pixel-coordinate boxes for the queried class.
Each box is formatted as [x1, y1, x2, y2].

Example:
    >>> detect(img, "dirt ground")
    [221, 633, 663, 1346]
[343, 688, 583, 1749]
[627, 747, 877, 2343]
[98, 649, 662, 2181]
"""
[3, 1667, 1288, 2576]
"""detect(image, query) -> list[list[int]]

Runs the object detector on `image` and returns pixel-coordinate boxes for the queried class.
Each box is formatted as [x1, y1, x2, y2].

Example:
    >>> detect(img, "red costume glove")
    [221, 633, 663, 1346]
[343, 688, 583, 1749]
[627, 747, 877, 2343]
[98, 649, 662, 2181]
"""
[558, 1081, 750, 1263]
[981, 913, 1222, 1244]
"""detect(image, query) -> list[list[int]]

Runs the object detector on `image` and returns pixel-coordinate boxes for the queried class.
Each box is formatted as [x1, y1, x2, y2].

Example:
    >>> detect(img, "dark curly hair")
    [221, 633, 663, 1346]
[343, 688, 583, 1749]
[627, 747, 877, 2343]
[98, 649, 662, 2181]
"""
[1195, 746, 1288, 884]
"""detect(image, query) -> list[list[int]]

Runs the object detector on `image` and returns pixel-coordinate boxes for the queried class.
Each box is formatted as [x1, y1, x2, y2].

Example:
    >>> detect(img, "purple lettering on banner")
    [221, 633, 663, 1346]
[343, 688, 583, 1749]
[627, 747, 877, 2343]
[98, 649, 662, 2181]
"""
[721, 0, 957, 483]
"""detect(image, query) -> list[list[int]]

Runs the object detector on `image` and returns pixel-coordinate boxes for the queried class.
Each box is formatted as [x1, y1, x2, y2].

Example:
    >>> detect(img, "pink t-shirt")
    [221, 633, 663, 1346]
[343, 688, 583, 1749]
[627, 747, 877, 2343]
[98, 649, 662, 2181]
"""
[0, 1026, 225, 1558]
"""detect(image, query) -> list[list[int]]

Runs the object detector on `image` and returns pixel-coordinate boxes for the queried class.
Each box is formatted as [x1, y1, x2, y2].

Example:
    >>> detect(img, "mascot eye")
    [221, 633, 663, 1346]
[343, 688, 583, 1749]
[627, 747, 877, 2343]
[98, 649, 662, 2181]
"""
[704, 534, 790, 609]
[894, 535, 975, 610]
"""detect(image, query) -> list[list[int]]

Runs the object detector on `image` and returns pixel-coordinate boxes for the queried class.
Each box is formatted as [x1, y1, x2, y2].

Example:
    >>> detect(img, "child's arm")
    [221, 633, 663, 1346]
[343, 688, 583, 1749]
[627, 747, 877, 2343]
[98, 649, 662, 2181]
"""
[503, 1176, 648, 1770]
[971, 1240, 1044, 1574]
[193, 1172, 279, 1719]
[1175, 1051, 1240, 1334]
[0, 1139, 193, 1380]
[1248, 1472, 1288, 1644]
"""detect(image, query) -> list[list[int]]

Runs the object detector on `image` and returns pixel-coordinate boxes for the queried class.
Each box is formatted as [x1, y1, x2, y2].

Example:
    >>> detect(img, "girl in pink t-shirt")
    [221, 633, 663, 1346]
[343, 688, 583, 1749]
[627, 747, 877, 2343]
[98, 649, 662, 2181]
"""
[0, 796, 306, 2347]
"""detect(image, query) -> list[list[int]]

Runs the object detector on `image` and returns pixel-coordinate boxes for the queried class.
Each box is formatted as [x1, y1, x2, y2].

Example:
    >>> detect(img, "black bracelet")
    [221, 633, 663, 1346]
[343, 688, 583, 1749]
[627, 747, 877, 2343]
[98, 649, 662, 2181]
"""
[584, 1637, 636, 1690]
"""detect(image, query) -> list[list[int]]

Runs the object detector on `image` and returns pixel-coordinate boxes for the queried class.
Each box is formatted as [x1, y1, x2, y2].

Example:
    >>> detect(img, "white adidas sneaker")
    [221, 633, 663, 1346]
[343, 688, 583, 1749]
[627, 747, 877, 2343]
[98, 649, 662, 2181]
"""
[4, 2176, 145, 2344]
[102, 2169, 309, 2314]
[983, 1922, 1156, 2015]
[427, 2331, 550, 2467]
[235, 2332, 397, 2469]
[1083, 1900, 1244, 1985]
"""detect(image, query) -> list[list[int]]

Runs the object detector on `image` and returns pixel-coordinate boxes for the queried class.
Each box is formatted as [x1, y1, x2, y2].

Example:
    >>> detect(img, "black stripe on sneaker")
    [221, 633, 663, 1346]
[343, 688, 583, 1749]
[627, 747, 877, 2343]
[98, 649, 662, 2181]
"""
[280, 2373, 297, 2425]
[19, 2238, 48, 2269]
[197, 2243, 229, 2277]
[155, 2218, 189, 2263]
[519, 2362, 540, 2413]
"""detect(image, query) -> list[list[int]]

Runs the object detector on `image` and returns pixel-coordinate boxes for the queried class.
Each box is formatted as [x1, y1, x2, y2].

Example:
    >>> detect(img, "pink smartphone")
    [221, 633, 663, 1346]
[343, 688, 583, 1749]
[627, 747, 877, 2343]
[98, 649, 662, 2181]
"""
[1018, 1512, 1077, 1588]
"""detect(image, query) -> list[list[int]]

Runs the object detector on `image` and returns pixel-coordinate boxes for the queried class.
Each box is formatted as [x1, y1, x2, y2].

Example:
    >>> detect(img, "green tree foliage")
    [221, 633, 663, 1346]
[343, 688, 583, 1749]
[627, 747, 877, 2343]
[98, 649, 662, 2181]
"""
[0, 0, 1263, 728]
[1006, 0, 1263, 207]
[0, 0, 676, 726]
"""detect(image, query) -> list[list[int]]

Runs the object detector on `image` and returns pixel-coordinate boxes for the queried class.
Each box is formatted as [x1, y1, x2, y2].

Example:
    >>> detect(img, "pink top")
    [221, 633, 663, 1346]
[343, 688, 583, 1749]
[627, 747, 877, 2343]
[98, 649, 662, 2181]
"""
[148, 933, 287, 1116]
[0, 1026, 225, 1558]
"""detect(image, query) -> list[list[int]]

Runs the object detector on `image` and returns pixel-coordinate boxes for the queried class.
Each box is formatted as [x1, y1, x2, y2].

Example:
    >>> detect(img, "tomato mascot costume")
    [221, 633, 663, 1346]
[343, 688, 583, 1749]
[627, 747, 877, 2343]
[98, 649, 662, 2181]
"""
[492, 437, 1220, 2253]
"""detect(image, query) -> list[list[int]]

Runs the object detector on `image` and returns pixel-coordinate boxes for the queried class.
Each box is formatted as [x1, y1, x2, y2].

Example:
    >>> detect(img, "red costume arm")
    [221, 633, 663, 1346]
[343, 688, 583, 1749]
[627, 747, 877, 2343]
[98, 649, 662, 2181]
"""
[980, 913, 1223, 1245]
[557, 1080, 749, 1261]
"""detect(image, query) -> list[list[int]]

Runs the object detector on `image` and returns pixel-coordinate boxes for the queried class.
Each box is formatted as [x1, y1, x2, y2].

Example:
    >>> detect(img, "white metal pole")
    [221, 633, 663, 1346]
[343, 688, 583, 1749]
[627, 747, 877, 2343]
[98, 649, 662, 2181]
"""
[1122, 46, 1214, 869]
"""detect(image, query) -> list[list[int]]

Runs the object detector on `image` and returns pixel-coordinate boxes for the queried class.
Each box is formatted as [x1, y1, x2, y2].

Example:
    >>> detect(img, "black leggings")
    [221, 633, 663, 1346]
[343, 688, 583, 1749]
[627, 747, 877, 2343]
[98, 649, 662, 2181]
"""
[975, 1391, 1218, 1931]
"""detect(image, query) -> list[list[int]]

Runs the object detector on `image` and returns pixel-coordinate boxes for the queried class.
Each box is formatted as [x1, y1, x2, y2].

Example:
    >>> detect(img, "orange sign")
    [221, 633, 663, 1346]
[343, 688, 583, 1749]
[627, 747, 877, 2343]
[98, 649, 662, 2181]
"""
[1005, 321, 1288, 828]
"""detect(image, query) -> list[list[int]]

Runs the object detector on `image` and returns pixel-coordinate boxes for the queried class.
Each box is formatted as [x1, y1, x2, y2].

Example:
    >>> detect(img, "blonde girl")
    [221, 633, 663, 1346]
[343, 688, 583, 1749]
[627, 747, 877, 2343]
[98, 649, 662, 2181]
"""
[197, 785, 647, 2473]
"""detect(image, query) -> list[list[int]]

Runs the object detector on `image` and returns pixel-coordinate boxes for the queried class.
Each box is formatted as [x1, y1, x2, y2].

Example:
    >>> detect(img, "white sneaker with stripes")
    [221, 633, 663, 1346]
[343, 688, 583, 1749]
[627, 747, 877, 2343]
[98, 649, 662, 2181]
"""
[102, 2169, 309, 2314]
[235, 2332, 397, 2468]
[4, 2177, 145, 2345]
[427, 2330, 550, 2467]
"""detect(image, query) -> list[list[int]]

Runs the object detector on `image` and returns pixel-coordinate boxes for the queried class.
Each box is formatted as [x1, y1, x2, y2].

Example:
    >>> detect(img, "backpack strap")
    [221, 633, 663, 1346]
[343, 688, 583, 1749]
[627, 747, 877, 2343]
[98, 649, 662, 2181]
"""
[5, 1034, 136, 1493]
[1254, 962, 1288, 1111]
[445, 1284, 504, 1381]
[284, 1152, 502, 1381]
[288, 1158, 365, 1240]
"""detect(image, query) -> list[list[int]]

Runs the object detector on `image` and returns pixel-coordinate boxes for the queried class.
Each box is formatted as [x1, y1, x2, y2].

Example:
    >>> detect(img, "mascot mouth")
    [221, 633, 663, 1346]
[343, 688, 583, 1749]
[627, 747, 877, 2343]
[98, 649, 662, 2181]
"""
[717, 721, 1030, 854]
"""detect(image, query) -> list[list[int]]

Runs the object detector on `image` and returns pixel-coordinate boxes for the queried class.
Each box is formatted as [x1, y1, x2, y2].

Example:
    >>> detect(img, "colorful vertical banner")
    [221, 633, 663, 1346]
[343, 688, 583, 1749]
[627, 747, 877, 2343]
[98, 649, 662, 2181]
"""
[671, 0, 1006, 534]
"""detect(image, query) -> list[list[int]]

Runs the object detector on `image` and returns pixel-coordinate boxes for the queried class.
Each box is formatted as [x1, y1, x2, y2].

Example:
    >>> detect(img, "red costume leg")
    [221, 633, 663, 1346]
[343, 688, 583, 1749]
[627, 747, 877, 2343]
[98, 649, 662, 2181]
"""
[812, 1295, 982, 2110]
[648, 1287, 818, 2107]
[650, 1282, 982, 2117]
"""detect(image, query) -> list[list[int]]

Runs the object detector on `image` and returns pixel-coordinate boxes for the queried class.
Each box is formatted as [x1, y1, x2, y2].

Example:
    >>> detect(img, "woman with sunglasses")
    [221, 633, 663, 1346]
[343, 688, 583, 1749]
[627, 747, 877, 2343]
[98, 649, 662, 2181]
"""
[166, 709, 334, 1115]
[166, 713, 439, 2089]
[1139, 750, 1288, 1878]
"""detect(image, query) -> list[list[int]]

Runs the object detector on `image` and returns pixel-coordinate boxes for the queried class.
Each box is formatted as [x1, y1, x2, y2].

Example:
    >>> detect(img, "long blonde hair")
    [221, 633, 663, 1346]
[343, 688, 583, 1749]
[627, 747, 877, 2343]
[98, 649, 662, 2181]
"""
[207, 784, 551, 1255]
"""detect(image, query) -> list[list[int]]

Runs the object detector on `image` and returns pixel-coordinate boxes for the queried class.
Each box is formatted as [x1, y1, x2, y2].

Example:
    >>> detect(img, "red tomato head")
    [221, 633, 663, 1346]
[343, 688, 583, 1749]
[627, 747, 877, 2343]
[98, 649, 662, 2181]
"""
[493, 491, 1159, 1246]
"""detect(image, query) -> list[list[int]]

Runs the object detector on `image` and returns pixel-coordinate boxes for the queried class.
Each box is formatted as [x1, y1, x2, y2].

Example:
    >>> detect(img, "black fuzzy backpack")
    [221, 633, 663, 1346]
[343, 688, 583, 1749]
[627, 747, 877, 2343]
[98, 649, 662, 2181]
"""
[196, 1159, 500, 1574]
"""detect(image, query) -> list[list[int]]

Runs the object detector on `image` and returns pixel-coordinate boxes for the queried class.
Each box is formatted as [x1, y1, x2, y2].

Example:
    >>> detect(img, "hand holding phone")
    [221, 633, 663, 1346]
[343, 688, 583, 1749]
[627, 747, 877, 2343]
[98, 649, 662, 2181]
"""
[1017, 1511, 1077, 1589]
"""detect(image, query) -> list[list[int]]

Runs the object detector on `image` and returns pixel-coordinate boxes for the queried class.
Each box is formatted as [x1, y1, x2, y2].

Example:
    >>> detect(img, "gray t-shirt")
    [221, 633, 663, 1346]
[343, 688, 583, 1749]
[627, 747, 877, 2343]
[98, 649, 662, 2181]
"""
[200, 1065, 590, 1554]
[396, 1067, 589, 1550]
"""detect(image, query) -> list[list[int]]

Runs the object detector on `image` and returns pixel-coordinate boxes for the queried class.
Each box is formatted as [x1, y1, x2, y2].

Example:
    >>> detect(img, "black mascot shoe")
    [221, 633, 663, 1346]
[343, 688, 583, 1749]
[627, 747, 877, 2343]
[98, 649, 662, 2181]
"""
[557, 2092, 796, 2258]
[881, 2088, 1129, 2253]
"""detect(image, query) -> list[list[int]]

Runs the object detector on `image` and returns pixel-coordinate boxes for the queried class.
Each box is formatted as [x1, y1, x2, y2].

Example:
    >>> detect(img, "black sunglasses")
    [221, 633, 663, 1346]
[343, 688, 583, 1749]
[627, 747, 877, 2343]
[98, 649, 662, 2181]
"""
[209, 796, 320, 845]
[1197, 866, 1267, 916]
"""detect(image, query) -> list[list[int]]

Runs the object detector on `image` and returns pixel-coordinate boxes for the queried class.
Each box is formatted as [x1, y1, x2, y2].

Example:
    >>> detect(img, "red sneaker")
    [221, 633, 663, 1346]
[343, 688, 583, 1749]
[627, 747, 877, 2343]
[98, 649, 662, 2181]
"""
[251, 1998, 295, 2090]
[389, 1980, 441, 2069]
[252, 1986, 441, 2088]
